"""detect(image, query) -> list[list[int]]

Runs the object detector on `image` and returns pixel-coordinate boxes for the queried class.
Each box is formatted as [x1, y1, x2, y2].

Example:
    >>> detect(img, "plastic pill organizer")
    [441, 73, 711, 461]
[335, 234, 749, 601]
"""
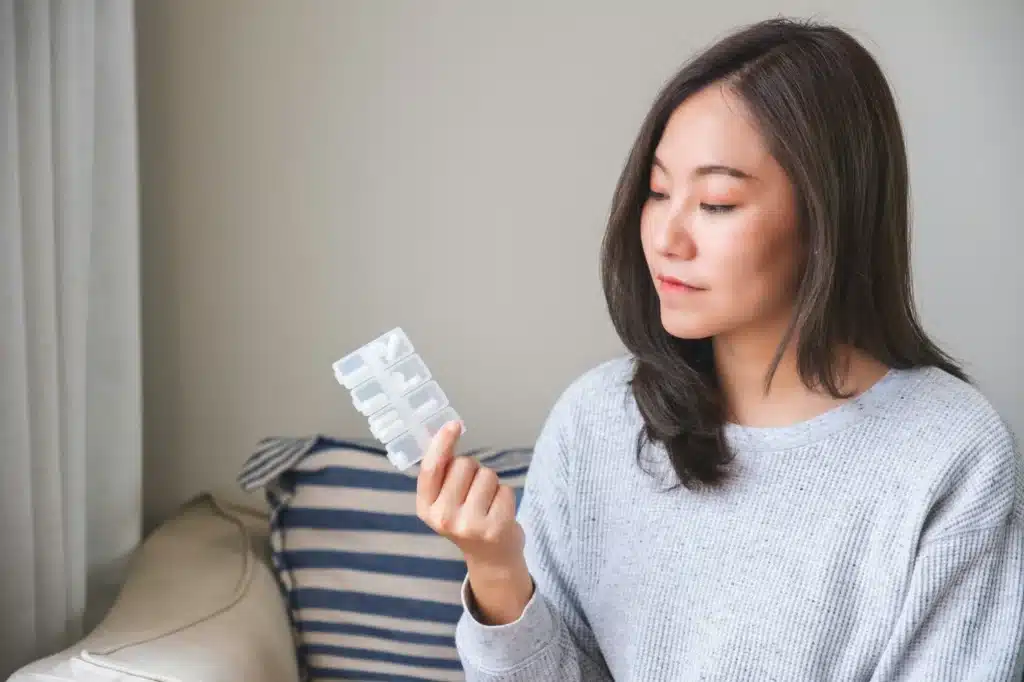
[332, 327, 463, 471]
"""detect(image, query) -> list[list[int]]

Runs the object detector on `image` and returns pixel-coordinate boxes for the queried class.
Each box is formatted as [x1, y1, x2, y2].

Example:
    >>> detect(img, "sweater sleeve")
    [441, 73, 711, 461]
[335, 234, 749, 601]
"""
[454, 384, 612, 681]
[870, 430, 1024, 682]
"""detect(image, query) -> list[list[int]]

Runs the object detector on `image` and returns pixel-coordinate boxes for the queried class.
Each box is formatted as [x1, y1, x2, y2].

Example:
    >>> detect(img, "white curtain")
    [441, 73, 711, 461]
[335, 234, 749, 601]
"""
[0, 0, 141, 676]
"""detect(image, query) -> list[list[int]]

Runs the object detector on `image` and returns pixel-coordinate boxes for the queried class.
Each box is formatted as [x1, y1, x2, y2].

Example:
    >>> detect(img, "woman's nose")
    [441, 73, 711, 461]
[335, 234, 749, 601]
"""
[653, 205, 697, 260]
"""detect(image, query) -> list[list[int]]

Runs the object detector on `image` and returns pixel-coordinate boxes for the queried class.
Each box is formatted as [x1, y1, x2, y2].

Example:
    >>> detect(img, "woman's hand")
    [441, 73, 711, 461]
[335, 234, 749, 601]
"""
[415, 421, 534, 625]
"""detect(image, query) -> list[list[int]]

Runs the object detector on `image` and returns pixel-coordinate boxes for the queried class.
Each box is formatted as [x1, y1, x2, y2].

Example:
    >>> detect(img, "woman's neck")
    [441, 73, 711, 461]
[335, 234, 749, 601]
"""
[712, 324, 890, 428]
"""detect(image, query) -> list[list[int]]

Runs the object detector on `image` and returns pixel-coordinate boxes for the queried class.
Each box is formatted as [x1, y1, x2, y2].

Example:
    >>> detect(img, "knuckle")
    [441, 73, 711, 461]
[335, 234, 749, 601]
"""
[432, 508, 455, 533]
[452, 515, 476, 538]
[481, 524, 503, 544]
[453, 456, 479, 477]
[497, 487, 517, 514]
[464, 509, 496, 537]
[476, 466, 498, 486]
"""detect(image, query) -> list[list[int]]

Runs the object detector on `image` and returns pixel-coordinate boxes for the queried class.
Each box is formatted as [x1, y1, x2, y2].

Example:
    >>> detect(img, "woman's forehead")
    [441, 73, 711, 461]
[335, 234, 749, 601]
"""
[654, 85, 772, 177]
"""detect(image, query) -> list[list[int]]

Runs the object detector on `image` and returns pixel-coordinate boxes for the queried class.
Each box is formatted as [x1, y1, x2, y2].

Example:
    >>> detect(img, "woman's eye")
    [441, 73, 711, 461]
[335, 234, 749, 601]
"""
[648, 190, 669, 201]
[700, 203, 736, 214]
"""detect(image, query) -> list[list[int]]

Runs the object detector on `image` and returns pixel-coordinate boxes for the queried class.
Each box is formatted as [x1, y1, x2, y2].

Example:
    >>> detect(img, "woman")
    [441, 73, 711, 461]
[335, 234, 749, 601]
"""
[416, 17, 1024, 680]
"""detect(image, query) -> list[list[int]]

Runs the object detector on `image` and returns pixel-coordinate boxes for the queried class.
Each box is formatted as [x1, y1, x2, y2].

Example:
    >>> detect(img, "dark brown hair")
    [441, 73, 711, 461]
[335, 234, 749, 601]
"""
[600, 17, 965, 490]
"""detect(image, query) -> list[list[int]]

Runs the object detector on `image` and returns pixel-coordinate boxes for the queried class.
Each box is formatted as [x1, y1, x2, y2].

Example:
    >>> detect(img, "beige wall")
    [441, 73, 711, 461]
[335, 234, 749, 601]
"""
[137, 0, 1023, 525]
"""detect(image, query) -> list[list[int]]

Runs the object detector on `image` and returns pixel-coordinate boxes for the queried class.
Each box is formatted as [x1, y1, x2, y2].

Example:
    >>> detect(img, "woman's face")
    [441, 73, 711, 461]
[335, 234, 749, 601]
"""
[640, 83, 803, 342]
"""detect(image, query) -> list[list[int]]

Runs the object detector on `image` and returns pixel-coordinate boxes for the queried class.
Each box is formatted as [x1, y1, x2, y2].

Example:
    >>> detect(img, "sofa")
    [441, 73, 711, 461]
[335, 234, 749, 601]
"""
[7, 491, 301, 682]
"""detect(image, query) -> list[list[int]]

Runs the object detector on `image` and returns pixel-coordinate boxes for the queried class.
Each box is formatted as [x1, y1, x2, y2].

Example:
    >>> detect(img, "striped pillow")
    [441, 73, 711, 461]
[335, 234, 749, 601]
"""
[238, 436, 532, 682]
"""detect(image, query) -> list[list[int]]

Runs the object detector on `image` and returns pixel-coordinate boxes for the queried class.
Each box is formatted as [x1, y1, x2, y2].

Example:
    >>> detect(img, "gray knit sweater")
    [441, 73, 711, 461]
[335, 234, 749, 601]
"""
[455, 357, 1024, 681]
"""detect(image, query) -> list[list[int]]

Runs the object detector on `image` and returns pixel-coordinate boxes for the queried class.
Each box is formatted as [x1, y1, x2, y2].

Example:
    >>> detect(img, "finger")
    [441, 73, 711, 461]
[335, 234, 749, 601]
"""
[434, 456, 480, 513]
[463, 466, 500, 517]
[422, 420, 461, 471]
[416, 421, 461, 507]
[487, 484, 518, 521]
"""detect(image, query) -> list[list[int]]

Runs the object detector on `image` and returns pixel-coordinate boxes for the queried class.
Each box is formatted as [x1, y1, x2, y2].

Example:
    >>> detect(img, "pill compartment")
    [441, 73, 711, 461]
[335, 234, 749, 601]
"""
[333, 352, 372, 390]
[333, 327, 415, 389]
[403, 380, 448, 421]
[385, 354, 431, 396]
[384, 407, 463, 472]
[422, 406, 462, 439]
[384, 433, 421, 472]
[370, 328, 414, 366]
[367, 407, 406, 443]
[350, 378, 390, 416]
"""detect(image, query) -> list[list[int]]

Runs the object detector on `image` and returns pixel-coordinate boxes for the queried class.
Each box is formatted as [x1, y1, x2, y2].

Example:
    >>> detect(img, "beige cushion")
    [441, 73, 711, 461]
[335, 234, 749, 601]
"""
[10, 494, 298, 682]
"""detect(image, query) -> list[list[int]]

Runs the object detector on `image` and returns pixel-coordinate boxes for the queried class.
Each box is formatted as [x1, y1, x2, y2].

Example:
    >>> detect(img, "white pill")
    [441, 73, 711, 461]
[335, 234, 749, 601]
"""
[386, 334, 401, 363]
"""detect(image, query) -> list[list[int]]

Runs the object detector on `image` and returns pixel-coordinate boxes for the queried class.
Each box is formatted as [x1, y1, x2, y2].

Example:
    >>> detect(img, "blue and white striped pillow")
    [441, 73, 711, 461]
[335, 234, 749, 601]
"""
[238, 436, 532, 682]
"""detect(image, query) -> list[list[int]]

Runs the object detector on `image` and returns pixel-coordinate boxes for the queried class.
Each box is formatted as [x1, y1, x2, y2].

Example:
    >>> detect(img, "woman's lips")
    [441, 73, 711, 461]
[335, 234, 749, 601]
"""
[656, 274, 704, 293]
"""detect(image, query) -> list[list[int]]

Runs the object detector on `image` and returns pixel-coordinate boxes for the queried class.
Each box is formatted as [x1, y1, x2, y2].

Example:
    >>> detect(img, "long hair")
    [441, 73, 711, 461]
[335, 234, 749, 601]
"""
[600, 17, 964, 490]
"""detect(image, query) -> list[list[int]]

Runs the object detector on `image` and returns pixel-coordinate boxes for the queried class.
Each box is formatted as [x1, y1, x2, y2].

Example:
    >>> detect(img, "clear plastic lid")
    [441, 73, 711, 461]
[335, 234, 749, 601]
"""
[332, 327, 463, 471]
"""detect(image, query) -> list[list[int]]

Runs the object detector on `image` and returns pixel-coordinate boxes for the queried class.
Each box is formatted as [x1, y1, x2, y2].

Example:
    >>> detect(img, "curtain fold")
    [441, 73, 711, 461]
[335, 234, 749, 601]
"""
[0, 0, 141, 676]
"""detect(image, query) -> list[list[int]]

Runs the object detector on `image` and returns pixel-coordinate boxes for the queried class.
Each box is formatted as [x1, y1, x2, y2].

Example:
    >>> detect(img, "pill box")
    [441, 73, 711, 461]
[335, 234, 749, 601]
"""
[333, 327, 463, 471]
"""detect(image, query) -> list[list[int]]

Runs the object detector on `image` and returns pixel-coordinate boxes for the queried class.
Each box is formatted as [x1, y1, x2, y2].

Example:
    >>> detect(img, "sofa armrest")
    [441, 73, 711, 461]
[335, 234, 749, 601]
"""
[9, 494, 299, 682]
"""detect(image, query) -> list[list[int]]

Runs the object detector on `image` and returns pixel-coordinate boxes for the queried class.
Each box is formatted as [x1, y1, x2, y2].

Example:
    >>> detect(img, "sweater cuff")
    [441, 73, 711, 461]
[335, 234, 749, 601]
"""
[455, 573, 556, 671]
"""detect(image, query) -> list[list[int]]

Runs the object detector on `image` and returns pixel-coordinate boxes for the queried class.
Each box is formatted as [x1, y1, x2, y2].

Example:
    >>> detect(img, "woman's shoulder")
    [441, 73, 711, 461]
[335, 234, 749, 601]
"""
[889, 365, 1021, 540]
[895, 366, 1017, 452]
[549, 354, 638, 422]
[527, 354, 641, 477]
[531, 355, 639, 452]
[567, 354, 636, 394]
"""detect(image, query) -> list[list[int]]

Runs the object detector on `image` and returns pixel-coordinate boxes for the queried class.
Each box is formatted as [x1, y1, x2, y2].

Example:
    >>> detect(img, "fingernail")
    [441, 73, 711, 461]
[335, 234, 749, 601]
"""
[447, 420, 463, 435]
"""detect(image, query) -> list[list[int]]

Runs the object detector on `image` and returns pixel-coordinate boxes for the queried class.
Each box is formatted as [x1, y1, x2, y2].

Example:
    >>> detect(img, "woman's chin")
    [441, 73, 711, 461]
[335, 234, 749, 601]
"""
[660, 311, 718, 340]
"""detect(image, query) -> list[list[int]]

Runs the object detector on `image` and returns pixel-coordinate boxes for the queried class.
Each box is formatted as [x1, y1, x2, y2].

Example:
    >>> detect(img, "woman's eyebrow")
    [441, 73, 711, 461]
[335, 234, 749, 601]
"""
[652, 156, 755, 181]
[694, 164, 754, 180]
